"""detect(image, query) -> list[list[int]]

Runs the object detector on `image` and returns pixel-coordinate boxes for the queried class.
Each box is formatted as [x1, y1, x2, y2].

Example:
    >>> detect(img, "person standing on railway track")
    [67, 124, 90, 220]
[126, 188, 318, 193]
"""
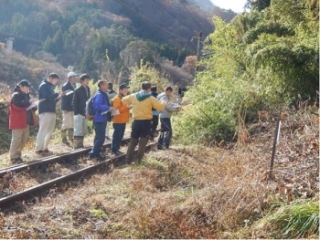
[110, 83, 130, 156]
[35, 73, 63, 155]
[88, 80, 113, 160]
[61, 72, 77, 146]
[73, 74, 91, 149]
[150, 86, 159, 140]
[105, 82, 117, 141]
[122, 81, 166, 164]
[9, 80, 32, 163]
[157, 86, 181, 150]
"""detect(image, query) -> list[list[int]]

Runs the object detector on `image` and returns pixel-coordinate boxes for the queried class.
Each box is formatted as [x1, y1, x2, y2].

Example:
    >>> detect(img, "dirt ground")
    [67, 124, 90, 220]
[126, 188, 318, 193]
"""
[0, 113, 319, 239]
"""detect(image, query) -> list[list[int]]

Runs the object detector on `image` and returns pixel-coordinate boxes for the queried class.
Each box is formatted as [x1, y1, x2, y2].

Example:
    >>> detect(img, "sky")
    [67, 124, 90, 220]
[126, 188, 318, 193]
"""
[210, 0, 248, 13]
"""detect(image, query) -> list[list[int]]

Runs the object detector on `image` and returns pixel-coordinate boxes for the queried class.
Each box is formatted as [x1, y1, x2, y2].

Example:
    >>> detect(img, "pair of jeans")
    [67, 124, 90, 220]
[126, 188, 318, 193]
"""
[111, 123, 126, 153]
[150, 115, 159, 137]
[89, 122, 107, 157]
[158, 118, 172, 148]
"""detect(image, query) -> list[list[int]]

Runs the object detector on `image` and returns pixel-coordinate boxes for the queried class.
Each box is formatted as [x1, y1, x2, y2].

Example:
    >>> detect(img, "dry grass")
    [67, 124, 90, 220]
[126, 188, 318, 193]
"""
[0, 112, 318, 238]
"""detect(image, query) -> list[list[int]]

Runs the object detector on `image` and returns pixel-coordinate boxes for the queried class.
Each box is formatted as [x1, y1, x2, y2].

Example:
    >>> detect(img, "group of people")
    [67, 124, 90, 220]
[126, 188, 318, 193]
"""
[8, 72, 181, 164]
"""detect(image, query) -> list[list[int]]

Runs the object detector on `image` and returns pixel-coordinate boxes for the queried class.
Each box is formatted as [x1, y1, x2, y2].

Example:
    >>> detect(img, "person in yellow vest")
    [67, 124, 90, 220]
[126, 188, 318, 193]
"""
[110, 84, 130, 156]
[122, 81, 166, 164]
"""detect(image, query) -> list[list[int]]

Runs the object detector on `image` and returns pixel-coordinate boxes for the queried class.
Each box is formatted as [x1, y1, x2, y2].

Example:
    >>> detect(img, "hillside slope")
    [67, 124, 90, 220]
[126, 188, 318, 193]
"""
[0, 0, 236, 81]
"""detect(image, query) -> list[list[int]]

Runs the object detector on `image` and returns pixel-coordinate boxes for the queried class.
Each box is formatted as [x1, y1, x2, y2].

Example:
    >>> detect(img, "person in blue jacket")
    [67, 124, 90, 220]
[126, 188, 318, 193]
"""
[88, 80, 113, 160]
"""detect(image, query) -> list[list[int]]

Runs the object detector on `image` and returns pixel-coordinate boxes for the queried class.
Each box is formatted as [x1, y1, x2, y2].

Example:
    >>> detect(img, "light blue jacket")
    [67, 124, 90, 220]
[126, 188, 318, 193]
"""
[157, 92, 180, 119]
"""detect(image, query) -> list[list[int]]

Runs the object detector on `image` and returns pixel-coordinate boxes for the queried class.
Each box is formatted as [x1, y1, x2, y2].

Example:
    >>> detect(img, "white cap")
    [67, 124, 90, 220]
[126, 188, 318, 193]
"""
[67, 72, 78, 78]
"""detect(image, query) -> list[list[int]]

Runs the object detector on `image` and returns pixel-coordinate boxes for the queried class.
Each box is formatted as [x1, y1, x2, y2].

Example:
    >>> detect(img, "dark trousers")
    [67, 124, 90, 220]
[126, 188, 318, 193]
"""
[111, 123, 126, 153]
[131, 120, 151, 139]
[89, 122, 106, 157]
[158, 118, 172, 148]
[150, 115, 159, 137]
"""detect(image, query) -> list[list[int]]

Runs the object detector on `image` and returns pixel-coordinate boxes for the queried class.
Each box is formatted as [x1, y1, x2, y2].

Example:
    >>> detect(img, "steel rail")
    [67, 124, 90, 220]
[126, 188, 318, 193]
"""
[0, 142, 156, 208]
[0, 137, 131, 178]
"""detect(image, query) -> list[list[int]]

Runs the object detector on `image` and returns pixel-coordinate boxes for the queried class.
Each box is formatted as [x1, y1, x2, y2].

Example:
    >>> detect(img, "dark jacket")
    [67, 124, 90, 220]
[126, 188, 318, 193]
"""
[38, 79, 59, 114]
[9, 87, 31, 129]
[151, 91, 158, 115]
[93, 89, 110, 123]
[73, 85, 90, 116]
[61, 81, 76, 111]
[107, 89, 117, 102]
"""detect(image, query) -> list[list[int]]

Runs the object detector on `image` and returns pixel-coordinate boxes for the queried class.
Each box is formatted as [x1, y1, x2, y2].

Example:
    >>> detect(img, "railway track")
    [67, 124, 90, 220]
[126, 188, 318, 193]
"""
[0, 139, 157, 209]
[0, 137, 131, 178]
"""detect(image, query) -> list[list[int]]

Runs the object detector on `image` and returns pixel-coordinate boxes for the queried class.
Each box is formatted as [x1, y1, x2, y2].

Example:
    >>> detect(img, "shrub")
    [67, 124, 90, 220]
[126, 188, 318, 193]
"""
[129, 61, 174, 93]
[254, 201, 319, 239]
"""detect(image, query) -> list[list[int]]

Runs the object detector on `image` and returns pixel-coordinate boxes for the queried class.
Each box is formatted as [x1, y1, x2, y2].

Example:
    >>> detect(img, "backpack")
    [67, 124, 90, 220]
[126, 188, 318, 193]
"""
[85, 95, 96, 120]
[106, 96, 115, 122]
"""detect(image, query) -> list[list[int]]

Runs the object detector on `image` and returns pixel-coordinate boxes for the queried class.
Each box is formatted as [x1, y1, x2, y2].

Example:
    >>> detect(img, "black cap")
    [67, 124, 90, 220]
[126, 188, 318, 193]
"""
[119, 83, 128, 90]
[151, 86, 157, 92]
[19, 79, 31, 87]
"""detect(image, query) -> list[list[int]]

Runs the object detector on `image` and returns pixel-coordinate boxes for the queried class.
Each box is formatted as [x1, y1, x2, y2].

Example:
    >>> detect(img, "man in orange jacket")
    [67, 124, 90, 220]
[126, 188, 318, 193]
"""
[110, 84, 130, 156]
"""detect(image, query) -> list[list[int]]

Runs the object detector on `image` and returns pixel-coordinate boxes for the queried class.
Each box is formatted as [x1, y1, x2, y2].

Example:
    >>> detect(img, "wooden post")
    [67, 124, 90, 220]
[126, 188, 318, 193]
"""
[268, 118, 281, 181]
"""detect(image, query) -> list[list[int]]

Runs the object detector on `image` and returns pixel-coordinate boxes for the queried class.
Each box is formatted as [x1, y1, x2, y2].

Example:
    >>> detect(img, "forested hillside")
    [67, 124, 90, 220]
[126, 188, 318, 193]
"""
[0, 0, 235, 83]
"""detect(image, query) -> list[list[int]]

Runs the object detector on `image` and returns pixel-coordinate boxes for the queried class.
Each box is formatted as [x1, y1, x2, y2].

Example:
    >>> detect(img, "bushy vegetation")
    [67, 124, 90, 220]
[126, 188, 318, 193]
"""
[129, 61, 175, 93]
[251, 201, 319, 239]
[175, 0, 319, 143]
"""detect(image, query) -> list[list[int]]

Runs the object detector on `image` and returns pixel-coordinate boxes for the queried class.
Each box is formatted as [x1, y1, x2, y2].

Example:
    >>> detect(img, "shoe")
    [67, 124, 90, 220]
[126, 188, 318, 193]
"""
[35, 150, 43, 154]
[42, 149, 53, 155]
[73, 137, 84, 149]
[86, 154, 95, 160]
[87, 154, 107, 161]
[97, 154, 107, 161]
[11, 157, 23, 164]
[113, 151, 124, 156]
[67, 129, 74, 143]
